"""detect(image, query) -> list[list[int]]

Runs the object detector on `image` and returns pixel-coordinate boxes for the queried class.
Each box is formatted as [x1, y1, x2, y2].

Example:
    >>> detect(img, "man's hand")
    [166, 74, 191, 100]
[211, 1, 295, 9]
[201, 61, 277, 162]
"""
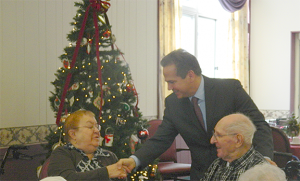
[117, 158, 136, 173]
[106, 162, 127, 179]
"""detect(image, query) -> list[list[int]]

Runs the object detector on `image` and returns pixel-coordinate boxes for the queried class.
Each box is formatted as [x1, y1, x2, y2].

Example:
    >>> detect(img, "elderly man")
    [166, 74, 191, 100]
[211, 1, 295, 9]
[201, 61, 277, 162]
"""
[201, 113, 267, 181]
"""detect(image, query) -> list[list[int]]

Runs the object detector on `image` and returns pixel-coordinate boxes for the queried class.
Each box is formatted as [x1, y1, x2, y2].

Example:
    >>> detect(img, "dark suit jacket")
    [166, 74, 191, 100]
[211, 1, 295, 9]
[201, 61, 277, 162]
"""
[134, 76, 274, 180]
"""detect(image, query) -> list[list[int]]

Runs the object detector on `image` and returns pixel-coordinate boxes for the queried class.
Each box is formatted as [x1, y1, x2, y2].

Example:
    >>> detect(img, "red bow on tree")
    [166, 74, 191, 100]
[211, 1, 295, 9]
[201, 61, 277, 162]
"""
[89, 0, 110, 12]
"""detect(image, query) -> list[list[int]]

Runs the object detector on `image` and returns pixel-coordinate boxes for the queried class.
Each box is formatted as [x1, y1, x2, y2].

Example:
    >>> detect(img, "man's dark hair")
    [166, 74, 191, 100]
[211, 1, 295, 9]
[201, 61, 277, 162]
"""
[160, 49, 202, 78]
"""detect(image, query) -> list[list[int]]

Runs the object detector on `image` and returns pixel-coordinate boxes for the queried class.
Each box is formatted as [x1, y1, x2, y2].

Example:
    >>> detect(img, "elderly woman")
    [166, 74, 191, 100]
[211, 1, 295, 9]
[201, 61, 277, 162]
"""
[48, 109, 126, 180]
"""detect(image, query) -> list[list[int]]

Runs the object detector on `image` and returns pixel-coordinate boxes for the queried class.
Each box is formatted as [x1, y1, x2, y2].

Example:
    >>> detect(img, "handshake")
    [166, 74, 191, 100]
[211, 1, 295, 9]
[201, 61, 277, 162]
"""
[107, 158, 136, 179]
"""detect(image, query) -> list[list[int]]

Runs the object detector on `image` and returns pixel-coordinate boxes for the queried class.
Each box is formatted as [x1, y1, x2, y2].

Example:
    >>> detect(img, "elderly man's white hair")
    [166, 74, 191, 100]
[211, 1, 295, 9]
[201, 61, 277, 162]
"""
[225, 113, 256, 145]
[238, 163, 287, 181]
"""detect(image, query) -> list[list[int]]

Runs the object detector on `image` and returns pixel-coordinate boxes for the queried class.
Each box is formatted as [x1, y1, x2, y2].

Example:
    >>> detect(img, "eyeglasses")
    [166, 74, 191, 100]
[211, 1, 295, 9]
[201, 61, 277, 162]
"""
[212, 130, 237, 140]
[74, 124, 101, 131]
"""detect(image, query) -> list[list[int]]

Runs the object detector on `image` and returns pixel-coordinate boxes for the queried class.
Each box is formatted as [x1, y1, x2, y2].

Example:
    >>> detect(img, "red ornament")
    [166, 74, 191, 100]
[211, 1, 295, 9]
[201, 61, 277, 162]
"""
[63, 59, 70, 69]
[138, 129, 149, 140]
[103, 29, 111, 38]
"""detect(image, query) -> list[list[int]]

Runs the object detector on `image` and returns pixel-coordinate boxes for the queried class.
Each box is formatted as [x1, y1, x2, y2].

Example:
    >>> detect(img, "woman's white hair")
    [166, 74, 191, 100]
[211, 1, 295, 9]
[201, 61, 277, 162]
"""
[238, 163, 287, 181]
[40, 176, 67, 181]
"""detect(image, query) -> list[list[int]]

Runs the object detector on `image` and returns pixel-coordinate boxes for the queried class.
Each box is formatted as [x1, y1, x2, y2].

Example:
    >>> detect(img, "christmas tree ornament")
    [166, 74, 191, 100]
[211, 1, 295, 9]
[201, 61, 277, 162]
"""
[126, 84, 133, 92]
[104, 127, 114, 147]
[62, 59, 70, 69]
[121, 102, 130, 111]
[93, 96, 101, 109]
[69, 96, 74, 106]
[102, 85, 111, 96]
[149, 164, 158, 178]
[96, 123, 104, 146]
[111, 34, 116, 44]
[60, 114, 69, 123]
[81, 37, 87, 46]
[88, 90, 93, 97]
[122, 73, 128, 84]
[103, 29, 111, 38]
[99, 0, 111, 13]
[98, 15, 106, 24]
[130, 134, 139, 154]
[68, 82, 79, 91]
[138, 128, 149, 140]
[86, 39, 92, 54]
[99, 135, 104, 146]
[117, 87, 122, 93]
[116, 117, 125, 125]
[93, 95, 104, 109]
[86, 98, 91, 103]
[54, 96, 61, 109]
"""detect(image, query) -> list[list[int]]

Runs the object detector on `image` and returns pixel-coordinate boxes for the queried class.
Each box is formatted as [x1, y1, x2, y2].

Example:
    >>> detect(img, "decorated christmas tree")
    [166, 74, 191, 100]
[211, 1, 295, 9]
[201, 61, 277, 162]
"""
[44, 1, 155, 179]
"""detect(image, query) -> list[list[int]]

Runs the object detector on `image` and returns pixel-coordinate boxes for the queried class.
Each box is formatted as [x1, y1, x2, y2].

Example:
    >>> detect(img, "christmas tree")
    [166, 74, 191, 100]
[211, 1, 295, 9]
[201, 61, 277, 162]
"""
[46, 0, 150, 169]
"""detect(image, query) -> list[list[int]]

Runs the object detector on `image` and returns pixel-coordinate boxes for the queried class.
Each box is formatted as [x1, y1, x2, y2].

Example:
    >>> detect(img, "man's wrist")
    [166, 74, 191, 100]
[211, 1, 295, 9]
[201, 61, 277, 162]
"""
[129, 155, 140, 171]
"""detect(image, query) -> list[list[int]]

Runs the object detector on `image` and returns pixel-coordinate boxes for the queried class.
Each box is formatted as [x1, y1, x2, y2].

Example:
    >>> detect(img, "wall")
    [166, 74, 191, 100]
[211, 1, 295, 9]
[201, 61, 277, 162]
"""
[250, 0, 300, 118]
[0, 0, 157, 128]
[107, 0, 158, 121]
[0, 0, 158, 147]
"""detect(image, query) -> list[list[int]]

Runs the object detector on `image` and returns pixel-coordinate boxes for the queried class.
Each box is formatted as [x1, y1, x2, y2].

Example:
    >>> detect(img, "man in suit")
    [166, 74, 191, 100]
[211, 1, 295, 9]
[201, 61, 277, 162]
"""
[119, 49, 274, 180]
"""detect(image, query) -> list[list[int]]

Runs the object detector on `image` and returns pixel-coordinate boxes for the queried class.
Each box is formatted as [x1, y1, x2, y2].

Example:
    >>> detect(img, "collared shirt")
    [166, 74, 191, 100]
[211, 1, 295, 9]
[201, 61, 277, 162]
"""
[65, 143, 109, 172]
[189, 75, 207, 130]
[200, 147, 267, 181]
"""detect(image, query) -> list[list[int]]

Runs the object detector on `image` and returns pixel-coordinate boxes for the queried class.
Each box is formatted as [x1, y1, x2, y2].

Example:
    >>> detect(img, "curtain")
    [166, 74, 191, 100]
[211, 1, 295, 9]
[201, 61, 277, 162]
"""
[228, 3, 249, 93]
[219, 0, 247, 12]
[158, 0, 181, 119]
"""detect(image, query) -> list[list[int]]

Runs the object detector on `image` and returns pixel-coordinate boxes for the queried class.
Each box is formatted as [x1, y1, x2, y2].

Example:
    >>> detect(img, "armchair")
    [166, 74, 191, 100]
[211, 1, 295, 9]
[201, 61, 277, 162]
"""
[147, 119, 191, 181]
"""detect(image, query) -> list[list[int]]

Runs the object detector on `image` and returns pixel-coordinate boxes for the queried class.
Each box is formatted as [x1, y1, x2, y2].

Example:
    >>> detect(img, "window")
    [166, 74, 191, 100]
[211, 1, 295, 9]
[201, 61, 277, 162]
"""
[180, 0, 231, 78]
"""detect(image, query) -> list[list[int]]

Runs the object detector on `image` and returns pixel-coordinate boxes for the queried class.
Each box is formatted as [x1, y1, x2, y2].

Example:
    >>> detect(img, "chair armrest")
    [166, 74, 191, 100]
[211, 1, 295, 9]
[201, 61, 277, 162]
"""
[176, 148, 190, 152]
[273, 151, 300, 161]
[274, 151, 293, 158]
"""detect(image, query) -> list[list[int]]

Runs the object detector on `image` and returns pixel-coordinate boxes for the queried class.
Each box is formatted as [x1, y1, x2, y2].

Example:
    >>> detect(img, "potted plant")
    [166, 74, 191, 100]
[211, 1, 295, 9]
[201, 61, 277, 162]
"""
[286, 113, 300, 140]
